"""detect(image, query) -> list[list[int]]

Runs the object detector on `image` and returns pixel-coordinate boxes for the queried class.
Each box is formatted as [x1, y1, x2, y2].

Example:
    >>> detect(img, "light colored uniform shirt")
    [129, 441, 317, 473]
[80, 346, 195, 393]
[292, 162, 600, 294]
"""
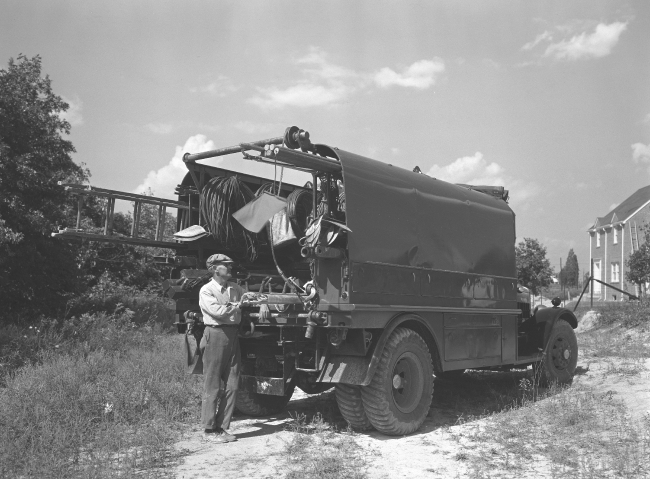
[199, 279, 245, 326]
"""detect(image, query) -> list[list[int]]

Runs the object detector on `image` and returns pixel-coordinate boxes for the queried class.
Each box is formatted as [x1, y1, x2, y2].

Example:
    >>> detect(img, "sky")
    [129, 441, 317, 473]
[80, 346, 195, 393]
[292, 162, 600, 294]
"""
[2, 0, 650, 275]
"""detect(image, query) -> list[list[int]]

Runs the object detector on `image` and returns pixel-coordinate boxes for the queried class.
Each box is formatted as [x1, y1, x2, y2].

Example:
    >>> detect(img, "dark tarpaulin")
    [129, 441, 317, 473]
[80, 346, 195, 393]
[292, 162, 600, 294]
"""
[326, 148, 516, 278]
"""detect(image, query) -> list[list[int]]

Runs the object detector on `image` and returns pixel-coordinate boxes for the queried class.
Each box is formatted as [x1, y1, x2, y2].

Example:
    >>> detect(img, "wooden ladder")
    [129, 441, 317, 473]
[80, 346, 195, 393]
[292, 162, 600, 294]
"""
[53, 183, 199, 249]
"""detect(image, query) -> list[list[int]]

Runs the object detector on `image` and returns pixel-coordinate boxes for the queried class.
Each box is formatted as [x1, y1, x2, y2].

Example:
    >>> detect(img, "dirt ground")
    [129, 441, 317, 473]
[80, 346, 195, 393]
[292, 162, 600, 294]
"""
[172, 338, 650, 479]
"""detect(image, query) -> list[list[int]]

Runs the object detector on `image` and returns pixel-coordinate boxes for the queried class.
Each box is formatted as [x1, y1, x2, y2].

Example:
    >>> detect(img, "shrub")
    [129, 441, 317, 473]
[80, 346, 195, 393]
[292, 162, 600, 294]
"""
[0, 317, 200, 478]
[597, 299, 650, 328]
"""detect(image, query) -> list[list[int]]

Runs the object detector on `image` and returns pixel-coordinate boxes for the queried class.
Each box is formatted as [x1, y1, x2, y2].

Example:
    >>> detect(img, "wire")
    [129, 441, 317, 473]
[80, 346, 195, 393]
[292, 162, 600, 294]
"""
[200, 176, 261, 261]
[286, 188, 319, 238]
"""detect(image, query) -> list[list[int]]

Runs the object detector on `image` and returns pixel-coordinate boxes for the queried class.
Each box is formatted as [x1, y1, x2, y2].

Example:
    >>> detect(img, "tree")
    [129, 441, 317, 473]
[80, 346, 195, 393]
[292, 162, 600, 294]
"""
[626, 224, 650, 293]
[0, 55, 86, 317]
[71, 194, 177, 291]
[515, 238, 554, 296]
[559, 249, 579, 288]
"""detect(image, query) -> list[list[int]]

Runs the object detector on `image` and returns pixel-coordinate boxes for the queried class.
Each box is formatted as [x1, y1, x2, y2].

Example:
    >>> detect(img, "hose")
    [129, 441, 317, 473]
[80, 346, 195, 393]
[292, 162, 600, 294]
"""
[286, 188, 323, 238]
[200, 176, 260, 261]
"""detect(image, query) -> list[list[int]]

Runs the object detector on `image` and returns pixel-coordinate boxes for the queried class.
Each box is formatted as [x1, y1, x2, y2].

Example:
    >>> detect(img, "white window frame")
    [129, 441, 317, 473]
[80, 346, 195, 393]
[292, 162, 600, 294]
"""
[613, 227, 618, 244]
[596, 232, 601, 248]
[611, 262, 620, 283]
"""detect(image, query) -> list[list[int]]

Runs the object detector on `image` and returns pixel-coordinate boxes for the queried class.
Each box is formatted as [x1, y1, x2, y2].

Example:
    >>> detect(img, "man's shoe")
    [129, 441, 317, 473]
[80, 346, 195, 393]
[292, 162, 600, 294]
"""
[216, 428, 237, 442]
[204, 431, 229, 444]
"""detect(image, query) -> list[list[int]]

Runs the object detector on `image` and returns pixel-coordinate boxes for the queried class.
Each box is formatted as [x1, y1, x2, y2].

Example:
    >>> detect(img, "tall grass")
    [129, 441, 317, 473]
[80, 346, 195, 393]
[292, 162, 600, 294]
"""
[450, 310, 650, 478]
[457, 383, 650, 478]
[0, 301, 200, 478]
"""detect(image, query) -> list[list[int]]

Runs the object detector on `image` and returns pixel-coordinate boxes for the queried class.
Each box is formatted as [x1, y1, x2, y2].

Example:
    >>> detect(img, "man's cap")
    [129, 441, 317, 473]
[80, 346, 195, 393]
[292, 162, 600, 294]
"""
[206, 254, 234, 268]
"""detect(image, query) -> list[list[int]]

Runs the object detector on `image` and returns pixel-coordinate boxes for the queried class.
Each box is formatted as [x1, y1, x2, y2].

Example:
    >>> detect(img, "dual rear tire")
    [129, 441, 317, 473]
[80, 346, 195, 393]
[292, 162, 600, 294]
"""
[336, 327, 434, 436]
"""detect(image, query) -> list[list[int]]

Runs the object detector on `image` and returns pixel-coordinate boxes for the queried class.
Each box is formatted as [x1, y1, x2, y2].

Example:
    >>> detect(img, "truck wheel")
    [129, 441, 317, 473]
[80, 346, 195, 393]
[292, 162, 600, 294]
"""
[296, 373, 335, 395]
[539, 319, 578, 385]
[361, 327, 434, 436]
[235, 385, 295, 416]
[335, 384, 373, 431]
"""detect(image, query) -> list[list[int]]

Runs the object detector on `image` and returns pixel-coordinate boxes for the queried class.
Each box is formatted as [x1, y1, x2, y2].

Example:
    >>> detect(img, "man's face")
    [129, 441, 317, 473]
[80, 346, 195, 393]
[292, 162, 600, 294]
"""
[213, 262, 232, 280]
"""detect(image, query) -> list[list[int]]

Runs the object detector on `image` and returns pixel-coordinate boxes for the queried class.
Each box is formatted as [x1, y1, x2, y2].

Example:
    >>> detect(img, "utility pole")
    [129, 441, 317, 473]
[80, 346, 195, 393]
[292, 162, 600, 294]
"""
[590, 258, 594, 308]
[560, 257, 565, 306]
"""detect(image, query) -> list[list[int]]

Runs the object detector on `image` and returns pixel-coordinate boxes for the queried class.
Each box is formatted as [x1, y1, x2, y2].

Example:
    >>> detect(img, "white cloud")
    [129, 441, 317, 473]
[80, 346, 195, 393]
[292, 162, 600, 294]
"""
[609, 203, 619, 212]
[59, 95, 84, 126]
[374, 59, 445, 89]
[249, 47, 445, 109]
[427, 152, 539, 206]
[643, 113, 650, 124]
[133, 134, 216, 198]
[521, 31, 553, 51]
[249, 48, 358, 109]
[543, 22, 627, 61]
[391, 147, 400, 155]
[145, 122, 173, 135]
[190, 75, 239, 97]
[632, 143, 650, 174]
[251, 83, 350, 109]
[428, 152, 505, 185]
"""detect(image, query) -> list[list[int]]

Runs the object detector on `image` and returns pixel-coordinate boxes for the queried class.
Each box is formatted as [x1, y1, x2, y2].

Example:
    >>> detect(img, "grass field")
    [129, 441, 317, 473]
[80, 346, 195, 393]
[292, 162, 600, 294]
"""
[0, 294, 201, 478]
[1, 297, 648, 478]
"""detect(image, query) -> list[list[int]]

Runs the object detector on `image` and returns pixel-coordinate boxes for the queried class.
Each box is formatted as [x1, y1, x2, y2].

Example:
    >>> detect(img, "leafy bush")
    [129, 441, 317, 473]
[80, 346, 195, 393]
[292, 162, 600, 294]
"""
[0, 286, 176, 380]
[597, 299, 650, 328]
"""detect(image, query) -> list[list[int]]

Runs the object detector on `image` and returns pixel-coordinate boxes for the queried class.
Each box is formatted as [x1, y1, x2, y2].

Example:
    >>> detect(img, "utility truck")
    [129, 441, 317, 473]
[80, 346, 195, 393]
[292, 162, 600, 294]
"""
[54, 126, 578, 436]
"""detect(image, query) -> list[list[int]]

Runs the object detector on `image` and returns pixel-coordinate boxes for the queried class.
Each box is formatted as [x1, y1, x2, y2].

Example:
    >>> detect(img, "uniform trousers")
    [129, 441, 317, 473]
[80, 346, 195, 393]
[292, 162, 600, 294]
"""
[200, 325, 240, 431]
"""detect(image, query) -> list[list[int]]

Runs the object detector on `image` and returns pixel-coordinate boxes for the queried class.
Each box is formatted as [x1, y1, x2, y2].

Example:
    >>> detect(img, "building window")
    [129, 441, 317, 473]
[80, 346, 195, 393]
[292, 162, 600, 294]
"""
[613, 228, 618, 244]
[596, 232, 600, 247]
[611, 262, 620, 283]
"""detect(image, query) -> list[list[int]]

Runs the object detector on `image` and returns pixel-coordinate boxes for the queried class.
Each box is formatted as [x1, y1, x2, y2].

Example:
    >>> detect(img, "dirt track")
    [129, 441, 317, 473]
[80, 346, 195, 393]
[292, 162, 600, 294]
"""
[173, 352, 650, 478]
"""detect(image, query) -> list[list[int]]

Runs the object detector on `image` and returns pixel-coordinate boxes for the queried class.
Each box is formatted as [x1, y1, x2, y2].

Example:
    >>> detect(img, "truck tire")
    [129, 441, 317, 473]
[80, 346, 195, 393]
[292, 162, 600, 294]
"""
[235, 385, 295, 417]
[335, 384, 373, 431]
[539, 319, 578, 385]
[296, 373, 335, 395]
[361, 327, 434, 436]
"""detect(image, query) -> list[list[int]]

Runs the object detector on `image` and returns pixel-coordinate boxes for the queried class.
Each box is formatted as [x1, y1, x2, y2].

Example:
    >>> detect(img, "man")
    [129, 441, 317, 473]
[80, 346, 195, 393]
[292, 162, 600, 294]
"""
[199, 253, 245, 444]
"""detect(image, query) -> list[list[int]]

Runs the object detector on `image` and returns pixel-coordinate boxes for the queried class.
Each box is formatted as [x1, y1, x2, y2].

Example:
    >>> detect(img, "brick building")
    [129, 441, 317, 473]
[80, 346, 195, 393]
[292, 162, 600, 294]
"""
[588, 185, 650, 300]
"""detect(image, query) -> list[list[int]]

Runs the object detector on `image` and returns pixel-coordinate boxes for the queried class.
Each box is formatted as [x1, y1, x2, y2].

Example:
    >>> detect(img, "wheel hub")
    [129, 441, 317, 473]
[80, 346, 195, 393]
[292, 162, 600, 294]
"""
[551, 336, 571, 370]
[391, 352, 424, 414]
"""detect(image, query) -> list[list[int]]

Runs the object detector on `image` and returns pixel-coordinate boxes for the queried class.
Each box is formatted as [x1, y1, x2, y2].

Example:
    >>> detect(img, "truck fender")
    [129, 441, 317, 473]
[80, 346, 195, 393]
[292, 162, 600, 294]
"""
[533, 307, 578, 349]
[318, 313, 442, 386]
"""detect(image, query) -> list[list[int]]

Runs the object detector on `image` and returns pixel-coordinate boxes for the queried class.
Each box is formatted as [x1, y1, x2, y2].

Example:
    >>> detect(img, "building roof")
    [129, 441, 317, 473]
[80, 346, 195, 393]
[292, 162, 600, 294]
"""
[589, 185, 650, 231]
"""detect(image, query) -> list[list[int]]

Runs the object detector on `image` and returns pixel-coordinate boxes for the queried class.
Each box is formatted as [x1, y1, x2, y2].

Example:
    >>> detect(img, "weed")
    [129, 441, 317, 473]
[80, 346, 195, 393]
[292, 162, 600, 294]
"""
[0, 307, 201, 478]
[454, 451, 468, 461]
[280, 413, 368, 479]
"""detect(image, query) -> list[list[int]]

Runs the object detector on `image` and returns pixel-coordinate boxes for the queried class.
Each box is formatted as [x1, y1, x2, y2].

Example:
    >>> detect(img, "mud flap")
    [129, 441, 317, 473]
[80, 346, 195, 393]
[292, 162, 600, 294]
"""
[318, 355, 373, 386]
